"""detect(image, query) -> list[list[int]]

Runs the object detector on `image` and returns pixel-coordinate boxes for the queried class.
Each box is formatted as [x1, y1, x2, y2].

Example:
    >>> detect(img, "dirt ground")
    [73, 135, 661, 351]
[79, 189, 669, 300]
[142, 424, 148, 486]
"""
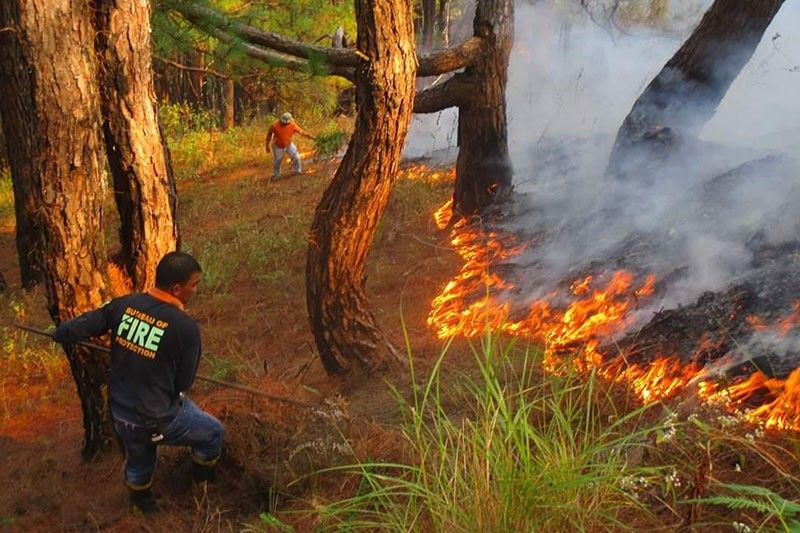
[0, 156, 462, 531]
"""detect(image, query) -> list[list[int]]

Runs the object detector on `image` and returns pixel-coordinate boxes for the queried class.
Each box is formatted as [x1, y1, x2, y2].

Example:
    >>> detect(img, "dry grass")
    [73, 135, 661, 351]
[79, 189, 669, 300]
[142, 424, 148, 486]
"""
[0, 127, 457, 529]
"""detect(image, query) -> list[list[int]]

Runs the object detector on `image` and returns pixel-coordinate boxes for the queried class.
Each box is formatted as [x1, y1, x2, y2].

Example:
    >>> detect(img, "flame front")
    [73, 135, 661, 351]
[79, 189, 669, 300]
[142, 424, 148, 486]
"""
[427, 197, 800, 431]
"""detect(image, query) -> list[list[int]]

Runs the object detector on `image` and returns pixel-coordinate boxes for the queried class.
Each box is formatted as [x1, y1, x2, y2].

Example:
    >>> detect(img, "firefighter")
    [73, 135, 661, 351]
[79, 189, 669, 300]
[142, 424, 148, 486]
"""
[265, 112, 316, 178]
[54, 251, 224, 513]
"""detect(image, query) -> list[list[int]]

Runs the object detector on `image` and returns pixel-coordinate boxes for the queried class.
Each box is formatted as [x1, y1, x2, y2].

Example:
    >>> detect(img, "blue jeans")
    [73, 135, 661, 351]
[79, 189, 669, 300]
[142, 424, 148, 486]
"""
[272, 143, 301, 176]
[113, 396, 224, 488]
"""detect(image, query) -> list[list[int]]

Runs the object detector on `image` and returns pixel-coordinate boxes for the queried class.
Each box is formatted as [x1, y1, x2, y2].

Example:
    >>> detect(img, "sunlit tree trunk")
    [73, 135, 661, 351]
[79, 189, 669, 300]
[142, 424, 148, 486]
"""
[608, 0, 785, 176]
[94, 0, 179, 289]
[306, 0, 417, 373]
[224, 78, 235, 129]
[0, 0, 112, 459]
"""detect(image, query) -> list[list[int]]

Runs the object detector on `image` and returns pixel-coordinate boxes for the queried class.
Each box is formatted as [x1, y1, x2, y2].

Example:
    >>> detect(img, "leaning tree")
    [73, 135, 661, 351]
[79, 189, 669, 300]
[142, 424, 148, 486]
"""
[172, 0, 514, 372]
[306, 1, 417, 373]
[607, 0, 785, 176]
[0, 0, 180, 457]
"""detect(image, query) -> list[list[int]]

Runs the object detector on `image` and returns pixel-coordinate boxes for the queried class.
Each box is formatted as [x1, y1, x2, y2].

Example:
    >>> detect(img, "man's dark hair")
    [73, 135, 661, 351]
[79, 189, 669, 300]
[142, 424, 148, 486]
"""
[155, 252, 202, 289]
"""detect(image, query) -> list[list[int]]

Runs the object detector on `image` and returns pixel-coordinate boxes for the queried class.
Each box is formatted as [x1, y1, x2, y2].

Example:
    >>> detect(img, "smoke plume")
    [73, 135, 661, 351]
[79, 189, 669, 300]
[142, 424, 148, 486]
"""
[407, 1, 800, 371]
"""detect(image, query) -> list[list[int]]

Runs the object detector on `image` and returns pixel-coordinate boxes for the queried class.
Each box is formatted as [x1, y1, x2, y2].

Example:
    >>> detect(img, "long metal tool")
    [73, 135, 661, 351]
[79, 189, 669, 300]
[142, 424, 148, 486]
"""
[13, 323, 316, 409]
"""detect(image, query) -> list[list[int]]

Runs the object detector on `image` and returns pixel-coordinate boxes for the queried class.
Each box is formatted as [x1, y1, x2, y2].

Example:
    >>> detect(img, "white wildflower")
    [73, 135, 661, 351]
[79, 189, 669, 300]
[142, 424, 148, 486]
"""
[718, 415, 740, 428]
[665, 468, 682, 489]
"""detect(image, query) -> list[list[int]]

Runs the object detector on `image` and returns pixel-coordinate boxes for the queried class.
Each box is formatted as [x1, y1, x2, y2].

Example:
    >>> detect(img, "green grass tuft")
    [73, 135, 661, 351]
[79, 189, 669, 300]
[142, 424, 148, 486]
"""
[311, 331, 670, 531]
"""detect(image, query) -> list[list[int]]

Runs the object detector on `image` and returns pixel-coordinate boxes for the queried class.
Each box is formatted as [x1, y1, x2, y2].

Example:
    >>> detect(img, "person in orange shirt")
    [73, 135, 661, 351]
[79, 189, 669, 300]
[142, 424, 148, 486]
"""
[265, 112, 315, 178]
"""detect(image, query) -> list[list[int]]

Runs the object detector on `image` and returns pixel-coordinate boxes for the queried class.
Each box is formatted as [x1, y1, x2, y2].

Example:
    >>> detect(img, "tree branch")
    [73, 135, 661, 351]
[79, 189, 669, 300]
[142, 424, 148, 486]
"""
[154, 55, 232, 79]
[413, 74, 473, 113]
[417, 36, 483, 76]
[171, 2, 362, 68]
[195, 23, 355, 81]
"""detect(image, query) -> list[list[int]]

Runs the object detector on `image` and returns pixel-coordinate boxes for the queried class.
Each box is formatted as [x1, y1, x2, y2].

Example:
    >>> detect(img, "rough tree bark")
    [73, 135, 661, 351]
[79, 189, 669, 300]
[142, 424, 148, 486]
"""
[0, 0, 112, 459]
[453, 0, 514, 216]
[0, 4, 45, 288]
[94, 0, 180, 290]
[412, 0, 514, 216]
[306, 0, 417, 373]
[608, 0, 785, 176]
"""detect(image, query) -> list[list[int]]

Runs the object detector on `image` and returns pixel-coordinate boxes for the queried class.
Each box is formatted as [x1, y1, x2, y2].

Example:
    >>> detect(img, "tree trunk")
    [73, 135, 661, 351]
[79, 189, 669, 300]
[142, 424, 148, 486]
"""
[421, 0, 436, 47]
[608, 0, 785, 176]
[224, 78, 235, 130]
[453, 0, 514, 217]
[306, 0, 417, 374]
[437, 0, 449, 42]
[0, 4, 45, 289]
[94, 0, 180, 290]
[0, 0, 112, 459]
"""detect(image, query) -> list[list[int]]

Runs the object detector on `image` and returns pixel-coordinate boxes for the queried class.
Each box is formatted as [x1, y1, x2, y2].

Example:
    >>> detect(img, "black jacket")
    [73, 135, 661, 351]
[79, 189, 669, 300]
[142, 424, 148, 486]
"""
[55, 292, 201, 426]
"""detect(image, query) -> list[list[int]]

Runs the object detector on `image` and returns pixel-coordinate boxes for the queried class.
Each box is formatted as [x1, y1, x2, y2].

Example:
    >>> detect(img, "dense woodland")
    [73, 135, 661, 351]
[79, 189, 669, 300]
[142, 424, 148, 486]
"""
[2, 0, 800, 530]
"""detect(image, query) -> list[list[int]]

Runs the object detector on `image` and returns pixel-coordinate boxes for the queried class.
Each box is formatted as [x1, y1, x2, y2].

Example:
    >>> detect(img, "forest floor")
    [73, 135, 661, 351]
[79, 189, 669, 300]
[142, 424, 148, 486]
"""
[0, 155, 462, 531]
[3, 151, 800, 532]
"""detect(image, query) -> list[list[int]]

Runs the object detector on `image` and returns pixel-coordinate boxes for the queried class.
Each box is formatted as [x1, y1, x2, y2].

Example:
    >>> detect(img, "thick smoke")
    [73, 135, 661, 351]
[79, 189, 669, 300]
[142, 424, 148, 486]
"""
[406, 1, 800, 369]
[504, 2, 800, 312]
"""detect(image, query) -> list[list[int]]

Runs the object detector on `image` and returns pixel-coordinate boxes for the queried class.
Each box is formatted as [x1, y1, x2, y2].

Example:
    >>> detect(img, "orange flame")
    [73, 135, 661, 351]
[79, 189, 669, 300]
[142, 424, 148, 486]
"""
[433, 200, 453, 230]
[401, 164, 456, 185]
[701, 367, 800, 430]
[428, 198, 800, 431]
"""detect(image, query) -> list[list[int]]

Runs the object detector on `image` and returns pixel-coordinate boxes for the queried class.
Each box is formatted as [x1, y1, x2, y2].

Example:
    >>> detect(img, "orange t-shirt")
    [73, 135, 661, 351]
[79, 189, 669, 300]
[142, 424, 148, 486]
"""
[269, 121, 300, 148]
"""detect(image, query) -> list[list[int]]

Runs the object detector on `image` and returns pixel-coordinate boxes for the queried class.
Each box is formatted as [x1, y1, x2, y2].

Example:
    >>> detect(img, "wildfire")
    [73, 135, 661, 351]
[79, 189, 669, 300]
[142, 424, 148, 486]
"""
[401, 164, 456, 185]
[700, 367, 800, 430]
[427, 211, 524, 338]
[427, 198, 800, 431]
[433, 199, 453, 230]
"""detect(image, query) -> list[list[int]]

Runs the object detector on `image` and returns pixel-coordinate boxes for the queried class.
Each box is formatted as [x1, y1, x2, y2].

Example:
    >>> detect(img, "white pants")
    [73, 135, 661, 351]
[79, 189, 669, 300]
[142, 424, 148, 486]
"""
[272, 143, 301, 176]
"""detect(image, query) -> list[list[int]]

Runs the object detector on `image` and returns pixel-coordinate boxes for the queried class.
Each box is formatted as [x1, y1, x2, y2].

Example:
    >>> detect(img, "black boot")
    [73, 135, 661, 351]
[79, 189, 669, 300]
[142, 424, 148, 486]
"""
[191, 460, 217, 484]
[129, 487, 158, 514]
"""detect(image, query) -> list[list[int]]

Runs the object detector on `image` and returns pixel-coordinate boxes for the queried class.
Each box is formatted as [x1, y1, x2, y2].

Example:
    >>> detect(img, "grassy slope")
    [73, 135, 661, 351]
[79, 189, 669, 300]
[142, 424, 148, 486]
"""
[1, 126, 800, 531]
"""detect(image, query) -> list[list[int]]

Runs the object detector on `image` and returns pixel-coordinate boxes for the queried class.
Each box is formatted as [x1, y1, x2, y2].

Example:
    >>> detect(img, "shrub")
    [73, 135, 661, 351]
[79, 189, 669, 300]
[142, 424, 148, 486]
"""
[314, 130, 346, 158]
[159, 102, 218, 140]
